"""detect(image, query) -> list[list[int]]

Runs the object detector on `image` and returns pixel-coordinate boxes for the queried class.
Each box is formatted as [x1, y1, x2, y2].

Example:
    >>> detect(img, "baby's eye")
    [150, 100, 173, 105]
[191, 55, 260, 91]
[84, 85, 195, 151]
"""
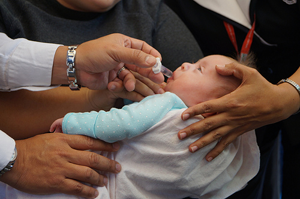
[198, 67, 201, 72]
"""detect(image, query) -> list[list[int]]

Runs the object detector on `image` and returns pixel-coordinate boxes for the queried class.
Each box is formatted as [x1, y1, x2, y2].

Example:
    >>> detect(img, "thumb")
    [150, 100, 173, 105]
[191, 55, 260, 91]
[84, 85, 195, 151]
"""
[216, 62, 245, 79]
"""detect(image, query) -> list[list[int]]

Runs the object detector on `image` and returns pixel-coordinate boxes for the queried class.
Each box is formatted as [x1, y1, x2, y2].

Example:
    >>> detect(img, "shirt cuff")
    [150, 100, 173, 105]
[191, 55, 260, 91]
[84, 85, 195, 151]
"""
[0, 131, 15, 170]
[7, 39, 60, 91]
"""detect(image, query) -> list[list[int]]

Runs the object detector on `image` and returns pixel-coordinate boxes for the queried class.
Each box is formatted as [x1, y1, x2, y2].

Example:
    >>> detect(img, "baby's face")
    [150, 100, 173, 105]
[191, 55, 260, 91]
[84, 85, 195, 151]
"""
[57, 0, 121, 12]
[164, 55, 240, 107]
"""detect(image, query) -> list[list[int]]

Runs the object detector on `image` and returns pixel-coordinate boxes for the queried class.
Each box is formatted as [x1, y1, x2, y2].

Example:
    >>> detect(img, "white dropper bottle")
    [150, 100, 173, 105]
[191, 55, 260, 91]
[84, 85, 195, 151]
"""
[152, 58, 173, 78]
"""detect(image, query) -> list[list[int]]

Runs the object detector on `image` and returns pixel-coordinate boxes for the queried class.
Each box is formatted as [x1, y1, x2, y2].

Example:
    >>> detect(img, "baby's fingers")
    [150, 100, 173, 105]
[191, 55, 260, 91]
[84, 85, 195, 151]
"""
[50, 118, 64, 132]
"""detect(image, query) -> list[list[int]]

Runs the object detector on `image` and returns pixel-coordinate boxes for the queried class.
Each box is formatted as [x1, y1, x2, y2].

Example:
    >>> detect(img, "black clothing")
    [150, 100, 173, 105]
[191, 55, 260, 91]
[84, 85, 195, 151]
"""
[165, 0, 300, 198]
[0, 0, 202, 72]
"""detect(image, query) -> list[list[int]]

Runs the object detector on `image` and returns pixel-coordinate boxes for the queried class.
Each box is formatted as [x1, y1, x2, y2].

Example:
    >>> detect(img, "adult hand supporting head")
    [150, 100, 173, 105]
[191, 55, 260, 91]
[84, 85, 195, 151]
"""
[178, 62, 300, 161]
[52, 33, 164, 90]
[0, 133, 121, 199]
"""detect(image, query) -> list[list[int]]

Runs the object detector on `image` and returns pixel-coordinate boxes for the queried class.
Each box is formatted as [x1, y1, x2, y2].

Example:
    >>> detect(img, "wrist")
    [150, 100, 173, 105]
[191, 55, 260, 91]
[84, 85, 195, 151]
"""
[0, 146, 17, 179]
[277, 78, 300, 115]
[277, 80, 300, 116]
[87, 89, 116, 111]
[52, 46, 69, 85]
[0, 141, 24, 189]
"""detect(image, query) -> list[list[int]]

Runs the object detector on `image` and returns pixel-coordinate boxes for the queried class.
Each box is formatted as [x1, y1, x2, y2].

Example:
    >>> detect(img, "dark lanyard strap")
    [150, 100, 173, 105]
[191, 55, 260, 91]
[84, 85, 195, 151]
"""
[223, 15, 256, 62]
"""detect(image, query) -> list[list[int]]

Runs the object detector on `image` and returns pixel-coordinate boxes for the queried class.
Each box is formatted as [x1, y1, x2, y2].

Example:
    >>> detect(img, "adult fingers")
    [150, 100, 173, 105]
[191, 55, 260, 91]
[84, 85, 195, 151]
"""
[68, 150, 121, 174]
[111, 36, 160, 69]
[125, 64, 164, 84]
[110, 69, 164, 97]
[62, 178, 99, 199]
[178, 106, 248, 156]
[64, 134, 120, 152]
[131, 71, 165, 95]
[118, 68, 136, 92]
[178, 112, 226, 142]
[186, 124, 233, 153]
[125, 35, 161, 62]
[107, 79, 145, 102]
[216, 62, 257, 80]
[181, 97, 226, 121]
[65, 163, 107, 187]
[117, 66, 163, 93]
[203, 128, 243, 162]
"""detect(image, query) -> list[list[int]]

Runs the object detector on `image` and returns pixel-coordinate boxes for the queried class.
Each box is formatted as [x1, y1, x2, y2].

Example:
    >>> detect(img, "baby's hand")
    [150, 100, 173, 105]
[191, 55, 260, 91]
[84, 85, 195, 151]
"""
[50, 118, 64, 133]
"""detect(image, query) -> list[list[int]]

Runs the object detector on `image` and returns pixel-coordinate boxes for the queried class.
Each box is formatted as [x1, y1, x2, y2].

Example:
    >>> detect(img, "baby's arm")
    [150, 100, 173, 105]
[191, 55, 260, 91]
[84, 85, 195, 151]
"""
[62, 92, 187, 143]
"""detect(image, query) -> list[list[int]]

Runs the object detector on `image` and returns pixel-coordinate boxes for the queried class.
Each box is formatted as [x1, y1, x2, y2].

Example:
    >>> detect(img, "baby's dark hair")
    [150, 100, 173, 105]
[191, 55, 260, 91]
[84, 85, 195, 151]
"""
[238, 52, 257, 69]
[225, 51, 257, 69]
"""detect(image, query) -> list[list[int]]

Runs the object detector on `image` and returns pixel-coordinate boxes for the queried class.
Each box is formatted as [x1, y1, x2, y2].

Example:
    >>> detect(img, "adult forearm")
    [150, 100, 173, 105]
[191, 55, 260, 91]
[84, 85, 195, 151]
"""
[0, 87, 113, 139]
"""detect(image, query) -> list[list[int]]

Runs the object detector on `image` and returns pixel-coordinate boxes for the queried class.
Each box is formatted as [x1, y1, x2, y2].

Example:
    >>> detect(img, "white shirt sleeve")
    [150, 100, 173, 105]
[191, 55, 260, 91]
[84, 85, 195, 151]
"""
[0, 33, 61, 91]
[0, 130, 15, 170]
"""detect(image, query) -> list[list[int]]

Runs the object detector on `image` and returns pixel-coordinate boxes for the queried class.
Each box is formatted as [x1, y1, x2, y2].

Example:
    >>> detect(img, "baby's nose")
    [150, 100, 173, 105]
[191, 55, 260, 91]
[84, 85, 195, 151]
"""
[181, 63, 191, 70]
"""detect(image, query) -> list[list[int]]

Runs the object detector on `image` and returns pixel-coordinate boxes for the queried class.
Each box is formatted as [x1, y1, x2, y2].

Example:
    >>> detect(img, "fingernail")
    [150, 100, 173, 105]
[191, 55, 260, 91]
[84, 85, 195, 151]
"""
[182, 114, 190, 120]
[216, 64, 225, 68]
[112, 142, 120, 150]
[110, 84, 116, 91]
[207, 157, 213, 162]
[179, 132, 187, 139]
[191, 146, 198, 152]
[145, 56, 156, 65]
[103, 177, 108, 185]
[116, 163, 122, 172]
[94, 190, 99, 197]
[158, 88, 164, 94]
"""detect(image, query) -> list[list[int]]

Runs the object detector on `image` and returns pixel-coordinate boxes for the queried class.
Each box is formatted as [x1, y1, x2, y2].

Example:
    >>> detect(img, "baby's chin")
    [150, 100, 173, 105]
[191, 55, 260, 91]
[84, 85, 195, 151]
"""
[163, 86, 171, 93]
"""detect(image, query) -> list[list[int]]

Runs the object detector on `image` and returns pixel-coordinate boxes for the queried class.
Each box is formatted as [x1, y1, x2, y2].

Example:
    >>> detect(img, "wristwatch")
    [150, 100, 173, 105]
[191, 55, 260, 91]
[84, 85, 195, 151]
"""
[66, 46, 80, 90]
[0, 146, 17, 177]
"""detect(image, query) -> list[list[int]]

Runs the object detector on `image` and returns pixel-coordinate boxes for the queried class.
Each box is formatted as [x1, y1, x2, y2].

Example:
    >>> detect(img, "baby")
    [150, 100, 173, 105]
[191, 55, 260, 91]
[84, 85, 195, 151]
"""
[51, 55, 243, 143]
[6, 55, 260, 199]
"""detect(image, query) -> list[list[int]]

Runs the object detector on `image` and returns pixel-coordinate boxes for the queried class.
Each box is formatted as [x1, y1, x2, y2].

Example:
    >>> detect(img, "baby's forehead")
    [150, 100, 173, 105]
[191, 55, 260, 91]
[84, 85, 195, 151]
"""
[198, 55, 233, 66]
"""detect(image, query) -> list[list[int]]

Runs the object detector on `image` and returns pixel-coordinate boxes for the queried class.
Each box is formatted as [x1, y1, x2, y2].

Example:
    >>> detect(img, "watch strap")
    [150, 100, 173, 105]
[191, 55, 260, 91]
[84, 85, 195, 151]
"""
[67, 46, 80, 90]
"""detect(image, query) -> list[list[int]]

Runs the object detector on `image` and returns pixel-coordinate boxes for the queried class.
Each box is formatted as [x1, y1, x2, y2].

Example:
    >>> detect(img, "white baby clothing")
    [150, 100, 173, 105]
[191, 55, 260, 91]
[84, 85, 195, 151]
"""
[0, 93, 260, 199]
